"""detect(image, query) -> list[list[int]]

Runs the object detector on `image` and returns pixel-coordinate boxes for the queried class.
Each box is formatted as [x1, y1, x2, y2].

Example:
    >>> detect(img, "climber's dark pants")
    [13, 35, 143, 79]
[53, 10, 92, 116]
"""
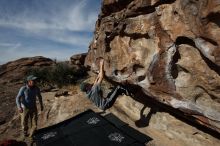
[100, 85, 128, 110]
[87, 84, 129, 110]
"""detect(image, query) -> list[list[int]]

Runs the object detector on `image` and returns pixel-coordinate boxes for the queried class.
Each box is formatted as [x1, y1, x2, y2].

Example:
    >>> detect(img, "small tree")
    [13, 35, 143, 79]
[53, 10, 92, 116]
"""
[27, 62, 87, 88]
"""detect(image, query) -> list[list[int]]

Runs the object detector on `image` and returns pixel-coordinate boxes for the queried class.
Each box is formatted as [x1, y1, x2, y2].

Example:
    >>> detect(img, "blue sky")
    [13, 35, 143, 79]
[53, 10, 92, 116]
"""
[0, 0, 101, 64]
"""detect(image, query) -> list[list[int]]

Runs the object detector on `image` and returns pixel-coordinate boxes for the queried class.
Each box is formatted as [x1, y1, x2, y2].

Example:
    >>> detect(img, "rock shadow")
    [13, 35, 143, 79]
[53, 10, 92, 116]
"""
[126, 84, 220, 139]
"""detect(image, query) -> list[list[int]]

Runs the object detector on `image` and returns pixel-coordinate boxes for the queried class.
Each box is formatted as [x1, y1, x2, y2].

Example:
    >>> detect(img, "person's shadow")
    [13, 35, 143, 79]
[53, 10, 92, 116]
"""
[123, 84, 159, 128]
[104, 85, 129, 108]
[135, 105, 157, 127]
[100, 80, 159, 127]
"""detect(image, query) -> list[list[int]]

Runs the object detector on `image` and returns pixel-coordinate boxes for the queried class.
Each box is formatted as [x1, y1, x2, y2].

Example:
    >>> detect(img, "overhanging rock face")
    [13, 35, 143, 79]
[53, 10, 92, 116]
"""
[85, 0, 220, 132]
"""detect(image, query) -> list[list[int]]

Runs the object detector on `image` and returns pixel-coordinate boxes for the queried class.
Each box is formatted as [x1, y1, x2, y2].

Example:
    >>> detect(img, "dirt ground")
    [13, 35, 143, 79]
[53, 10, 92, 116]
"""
[0, 80, 220, 146]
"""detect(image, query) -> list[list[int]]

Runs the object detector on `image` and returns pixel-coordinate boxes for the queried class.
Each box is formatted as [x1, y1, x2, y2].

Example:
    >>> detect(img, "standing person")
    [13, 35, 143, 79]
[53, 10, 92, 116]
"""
[16, 75, 44, 138]
[80, 58, 130, 110]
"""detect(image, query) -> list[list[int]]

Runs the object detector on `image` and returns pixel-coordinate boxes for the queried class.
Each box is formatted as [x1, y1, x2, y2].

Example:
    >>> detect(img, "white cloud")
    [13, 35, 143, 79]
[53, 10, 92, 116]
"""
[0, 0, 98, 48]
[51, 33, 91, 47]
[0, 0, 99, 32]
[0, 42, 19, 47]
[66, 0, 98, 31]
[0, 43, 30, 63]
[0, 42, 21, 49]
[0, 44, 83, 64]
[0, 0, 100, 64]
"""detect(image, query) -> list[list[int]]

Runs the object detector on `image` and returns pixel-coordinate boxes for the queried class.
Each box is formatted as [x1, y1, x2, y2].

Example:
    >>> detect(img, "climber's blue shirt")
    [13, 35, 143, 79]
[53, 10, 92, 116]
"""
[16, 85, 42, 109]
[86, 84, 103, 109]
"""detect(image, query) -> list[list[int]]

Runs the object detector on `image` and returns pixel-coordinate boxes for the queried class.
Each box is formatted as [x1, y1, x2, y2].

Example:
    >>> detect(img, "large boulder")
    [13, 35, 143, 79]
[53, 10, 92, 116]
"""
[85, 0, 220, 132]
[70, 53, 87, 66]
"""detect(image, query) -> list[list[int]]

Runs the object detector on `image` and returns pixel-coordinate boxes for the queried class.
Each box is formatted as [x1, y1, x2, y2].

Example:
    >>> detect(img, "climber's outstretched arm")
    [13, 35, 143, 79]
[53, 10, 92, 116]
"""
[93, 58, 104, 85]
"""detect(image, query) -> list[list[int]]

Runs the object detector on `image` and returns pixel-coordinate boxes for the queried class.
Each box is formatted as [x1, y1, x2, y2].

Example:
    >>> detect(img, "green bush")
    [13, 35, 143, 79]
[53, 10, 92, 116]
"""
[27, 62, 87, 88]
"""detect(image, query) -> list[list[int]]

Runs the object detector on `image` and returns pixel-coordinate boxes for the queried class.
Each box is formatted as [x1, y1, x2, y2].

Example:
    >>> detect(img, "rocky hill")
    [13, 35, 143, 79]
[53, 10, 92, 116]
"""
[0, 56, 54, 84]
[85, 0, 220, 133]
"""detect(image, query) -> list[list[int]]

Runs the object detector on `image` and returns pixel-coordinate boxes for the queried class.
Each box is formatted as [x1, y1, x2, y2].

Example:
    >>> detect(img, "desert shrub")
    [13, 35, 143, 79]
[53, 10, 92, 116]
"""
[27, 62, 87, 88]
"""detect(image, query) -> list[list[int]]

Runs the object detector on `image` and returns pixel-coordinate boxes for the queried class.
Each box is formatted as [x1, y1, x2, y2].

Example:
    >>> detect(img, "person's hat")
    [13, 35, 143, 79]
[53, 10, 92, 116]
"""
[26, 75, 38, 81]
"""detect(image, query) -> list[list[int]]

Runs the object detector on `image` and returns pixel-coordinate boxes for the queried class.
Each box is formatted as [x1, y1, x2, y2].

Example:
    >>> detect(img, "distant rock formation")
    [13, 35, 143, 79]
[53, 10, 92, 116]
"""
[0, 56, 54, 84]
[70, 53, 87, 66]
[85, 0, 220, 132]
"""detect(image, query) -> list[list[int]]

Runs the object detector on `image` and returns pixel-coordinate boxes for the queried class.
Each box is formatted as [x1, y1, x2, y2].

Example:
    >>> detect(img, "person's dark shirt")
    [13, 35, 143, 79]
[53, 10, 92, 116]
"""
[16, 85, 42, 109]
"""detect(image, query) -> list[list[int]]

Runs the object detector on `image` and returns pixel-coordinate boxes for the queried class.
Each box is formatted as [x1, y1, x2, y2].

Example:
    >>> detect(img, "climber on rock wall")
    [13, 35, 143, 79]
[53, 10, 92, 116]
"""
[80, 58, 129, 110]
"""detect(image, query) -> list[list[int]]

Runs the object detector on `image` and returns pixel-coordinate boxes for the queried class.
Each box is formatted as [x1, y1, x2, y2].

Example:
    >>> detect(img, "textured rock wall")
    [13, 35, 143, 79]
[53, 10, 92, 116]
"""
[85, 0, 220, 132]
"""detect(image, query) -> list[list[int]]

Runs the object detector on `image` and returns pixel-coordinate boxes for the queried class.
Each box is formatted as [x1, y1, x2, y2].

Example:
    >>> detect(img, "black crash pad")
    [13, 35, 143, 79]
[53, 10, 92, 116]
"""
[33, 110, 152, 146]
